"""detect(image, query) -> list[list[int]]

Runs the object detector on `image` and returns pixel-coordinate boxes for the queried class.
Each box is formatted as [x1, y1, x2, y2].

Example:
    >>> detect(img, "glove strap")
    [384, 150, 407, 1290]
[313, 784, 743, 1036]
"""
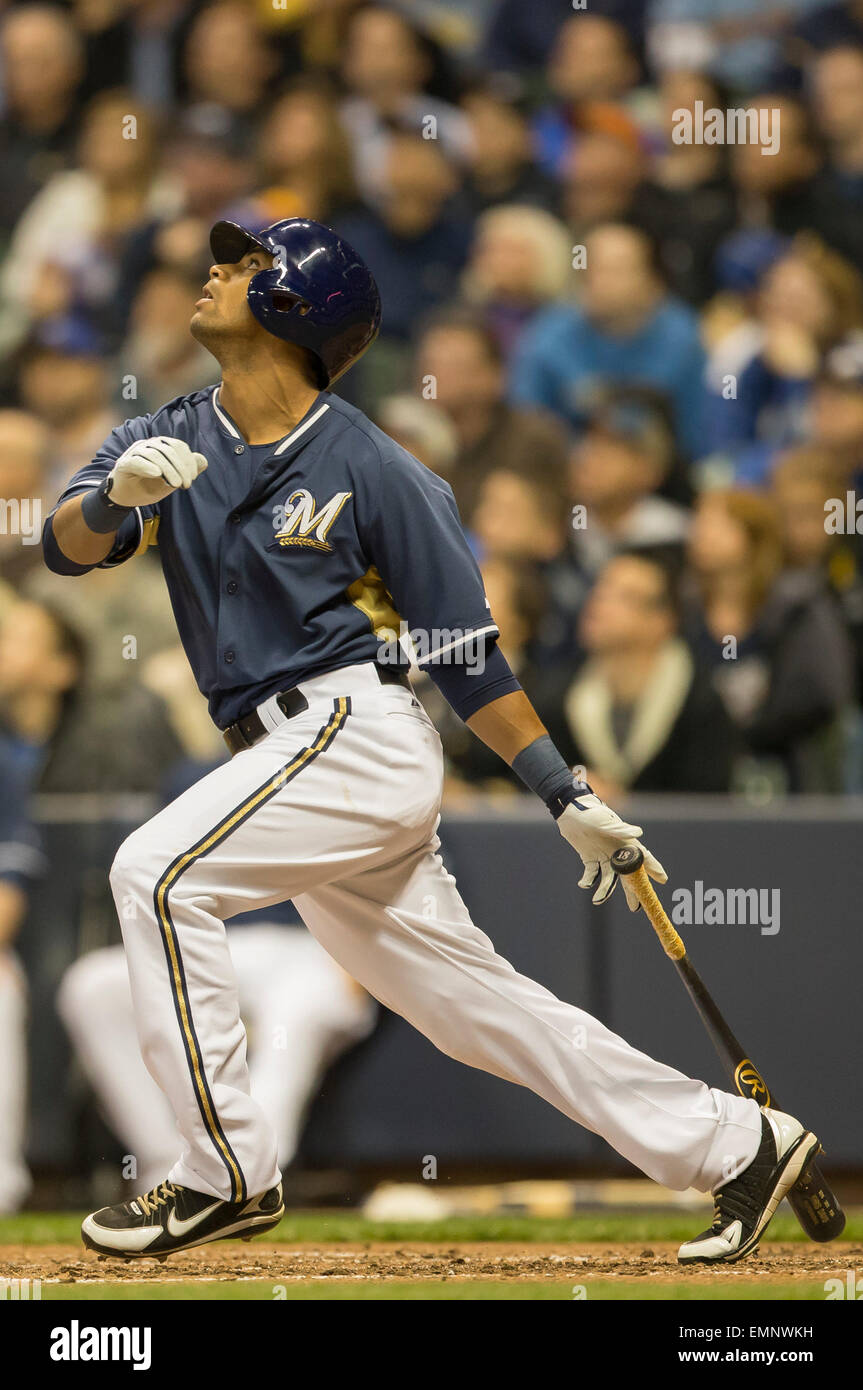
[80, 477, 134, 534]
[546, 783, 593, 819]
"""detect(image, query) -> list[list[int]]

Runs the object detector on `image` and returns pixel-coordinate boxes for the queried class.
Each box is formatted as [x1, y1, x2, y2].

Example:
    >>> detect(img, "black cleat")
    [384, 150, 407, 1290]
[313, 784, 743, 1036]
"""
[678, 1108, 819, 1265]
[81, 1179, 284, 1259]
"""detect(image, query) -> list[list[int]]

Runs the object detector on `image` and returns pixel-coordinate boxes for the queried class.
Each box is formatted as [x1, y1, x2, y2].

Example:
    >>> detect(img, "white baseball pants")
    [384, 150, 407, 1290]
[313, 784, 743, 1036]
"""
[108, 662, 762, 1202]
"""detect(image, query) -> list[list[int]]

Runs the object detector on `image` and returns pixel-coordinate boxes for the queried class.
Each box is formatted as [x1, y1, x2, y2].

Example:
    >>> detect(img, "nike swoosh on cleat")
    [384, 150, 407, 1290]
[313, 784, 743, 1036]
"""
[166, 1201, 224, 1238]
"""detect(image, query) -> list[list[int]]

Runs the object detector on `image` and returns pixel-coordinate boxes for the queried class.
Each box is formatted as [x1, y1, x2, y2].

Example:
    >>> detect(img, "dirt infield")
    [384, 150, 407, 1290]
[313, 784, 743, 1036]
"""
[2, 1240, 862, 1287]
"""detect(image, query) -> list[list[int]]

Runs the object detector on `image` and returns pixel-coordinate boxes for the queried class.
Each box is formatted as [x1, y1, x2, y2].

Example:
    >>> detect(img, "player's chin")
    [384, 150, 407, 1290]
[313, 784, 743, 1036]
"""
[190, 309, 222, 342]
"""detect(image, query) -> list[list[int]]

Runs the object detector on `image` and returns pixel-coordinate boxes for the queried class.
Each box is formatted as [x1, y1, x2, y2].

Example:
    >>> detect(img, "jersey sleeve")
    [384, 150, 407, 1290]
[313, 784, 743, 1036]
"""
[48, 415, 162, 568]
[365, 448, 499, 666]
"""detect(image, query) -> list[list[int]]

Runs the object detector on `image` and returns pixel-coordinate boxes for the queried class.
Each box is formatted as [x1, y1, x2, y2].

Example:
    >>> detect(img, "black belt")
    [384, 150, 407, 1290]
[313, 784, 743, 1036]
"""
[223, 665, 411, 756]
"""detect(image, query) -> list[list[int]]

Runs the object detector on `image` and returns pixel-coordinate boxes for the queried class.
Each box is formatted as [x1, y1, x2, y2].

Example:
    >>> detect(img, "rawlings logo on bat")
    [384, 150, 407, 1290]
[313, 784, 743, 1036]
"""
[734, 1059, 771, 1106]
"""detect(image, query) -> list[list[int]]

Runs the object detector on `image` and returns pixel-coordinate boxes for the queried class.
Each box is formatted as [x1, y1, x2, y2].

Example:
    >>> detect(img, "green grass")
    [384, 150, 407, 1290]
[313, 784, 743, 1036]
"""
[3, 1207, 862, 1247]
[35, 1279, 832, 1302]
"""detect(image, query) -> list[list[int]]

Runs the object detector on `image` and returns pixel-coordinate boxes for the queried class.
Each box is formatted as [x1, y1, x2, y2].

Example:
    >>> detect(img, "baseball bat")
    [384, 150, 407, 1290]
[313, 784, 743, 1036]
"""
[610, 845, 845, 1242]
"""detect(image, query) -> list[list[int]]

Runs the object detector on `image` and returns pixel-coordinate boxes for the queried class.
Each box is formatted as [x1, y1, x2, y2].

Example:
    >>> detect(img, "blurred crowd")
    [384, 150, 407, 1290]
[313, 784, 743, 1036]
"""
[3, 0, 863, 816]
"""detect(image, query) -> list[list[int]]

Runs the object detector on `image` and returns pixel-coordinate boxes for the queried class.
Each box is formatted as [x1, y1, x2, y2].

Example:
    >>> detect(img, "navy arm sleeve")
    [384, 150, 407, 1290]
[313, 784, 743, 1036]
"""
[364, 447, 521, 718]
[42, 415, 162, 575]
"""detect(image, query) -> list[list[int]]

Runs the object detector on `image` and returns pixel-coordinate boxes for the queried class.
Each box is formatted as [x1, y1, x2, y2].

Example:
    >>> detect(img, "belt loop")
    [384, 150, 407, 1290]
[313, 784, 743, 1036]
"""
[256, 692, 286, 734]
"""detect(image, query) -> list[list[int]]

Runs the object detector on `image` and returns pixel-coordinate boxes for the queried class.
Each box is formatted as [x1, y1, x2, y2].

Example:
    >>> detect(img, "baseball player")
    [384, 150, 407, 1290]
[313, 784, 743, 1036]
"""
[43, 218, 817, 1265]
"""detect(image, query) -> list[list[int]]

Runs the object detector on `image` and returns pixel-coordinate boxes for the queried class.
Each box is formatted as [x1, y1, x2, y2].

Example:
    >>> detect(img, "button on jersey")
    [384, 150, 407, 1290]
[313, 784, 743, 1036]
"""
[52, 387, 498, 727]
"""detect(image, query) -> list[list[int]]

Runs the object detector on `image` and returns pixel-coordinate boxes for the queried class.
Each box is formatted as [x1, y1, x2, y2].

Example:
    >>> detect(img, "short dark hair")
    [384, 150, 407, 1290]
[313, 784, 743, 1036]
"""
[616, 546, 684, 625]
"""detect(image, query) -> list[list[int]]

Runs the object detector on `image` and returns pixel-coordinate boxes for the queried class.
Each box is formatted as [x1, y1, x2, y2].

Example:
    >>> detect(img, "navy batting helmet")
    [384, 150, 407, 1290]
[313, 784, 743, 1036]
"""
[209, 218, 381, 387]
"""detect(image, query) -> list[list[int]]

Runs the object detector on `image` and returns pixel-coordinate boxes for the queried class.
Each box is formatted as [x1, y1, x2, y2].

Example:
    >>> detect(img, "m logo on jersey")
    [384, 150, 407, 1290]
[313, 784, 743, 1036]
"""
[272, 490, 352, 552]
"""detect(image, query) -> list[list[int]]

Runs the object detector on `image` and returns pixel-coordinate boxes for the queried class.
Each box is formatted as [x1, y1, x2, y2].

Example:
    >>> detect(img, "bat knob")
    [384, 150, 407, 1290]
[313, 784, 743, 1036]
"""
[611, 845, 644, 875]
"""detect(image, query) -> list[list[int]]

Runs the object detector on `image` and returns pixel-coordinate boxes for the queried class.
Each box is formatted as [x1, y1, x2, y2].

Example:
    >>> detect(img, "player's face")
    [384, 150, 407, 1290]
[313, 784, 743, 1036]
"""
[190, 248, 274, 345]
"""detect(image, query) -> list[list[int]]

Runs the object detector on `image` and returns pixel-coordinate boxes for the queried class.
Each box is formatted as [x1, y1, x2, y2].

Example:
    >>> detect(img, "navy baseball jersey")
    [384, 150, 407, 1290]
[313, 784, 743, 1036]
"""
[49, 387, 500, 728]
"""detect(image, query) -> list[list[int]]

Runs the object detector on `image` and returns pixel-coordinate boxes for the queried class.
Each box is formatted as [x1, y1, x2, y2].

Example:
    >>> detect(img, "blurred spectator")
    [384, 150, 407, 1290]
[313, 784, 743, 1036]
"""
[483, 0, 650, 78]
[646, 0, 804, 92]
[0, 597, 87, 781]
[638, 70, 737, 304]
[729, 95, 822, 235]
[460, 203, 574, 363]
[0, 747, 42, 1211]
[0, 411, 50, 588]
[771, 445, 847, 573]
[414, 310, 569, 521]
[137, 643, 226, 764]
[0, 91, 163, 354]
[568, 389, 690, 577]
[462, 82, 558, 215]
[704, 235, 863, 483]
[511, 223, 706, 459]
[258, 78, 357, 221]
[532, 15, 650, 177]
[120, 267, 215, 413]
[472, 464, 571, 566]
[26, 541, 179, 702]
[375, 394, 459, 482]
[687, 489, 856, 791]
[183, 0, 277, 120]
[339, 4, 471, 204]
[769, 442, 863, 700]
[470, 464, 589, 666]
[562, 551, 736, 798]
[16, 334, 114, 496]
[336, 134, 472, 403]
[559, 129, 646, 235]
[803, 339, 863, 697]
[76, 0, 198, 111]
[703, 228, 791, 368]
[810, 331, 863, 468]
[806, 45, 863, 273]
[0, 597, 182, 793]
[0, 6, 84, 239]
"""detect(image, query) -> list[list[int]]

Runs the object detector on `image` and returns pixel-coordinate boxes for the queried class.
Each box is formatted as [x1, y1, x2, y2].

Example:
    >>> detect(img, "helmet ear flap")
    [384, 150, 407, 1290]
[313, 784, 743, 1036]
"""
[271, 290, 312, 317]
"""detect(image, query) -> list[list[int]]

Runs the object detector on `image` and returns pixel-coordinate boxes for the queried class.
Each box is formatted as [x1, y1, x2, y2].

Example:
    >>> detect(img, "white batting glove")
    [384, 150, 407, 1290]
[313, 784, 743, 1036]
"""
[107, 437, 208, 507]
[556, 794, 666, 910]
